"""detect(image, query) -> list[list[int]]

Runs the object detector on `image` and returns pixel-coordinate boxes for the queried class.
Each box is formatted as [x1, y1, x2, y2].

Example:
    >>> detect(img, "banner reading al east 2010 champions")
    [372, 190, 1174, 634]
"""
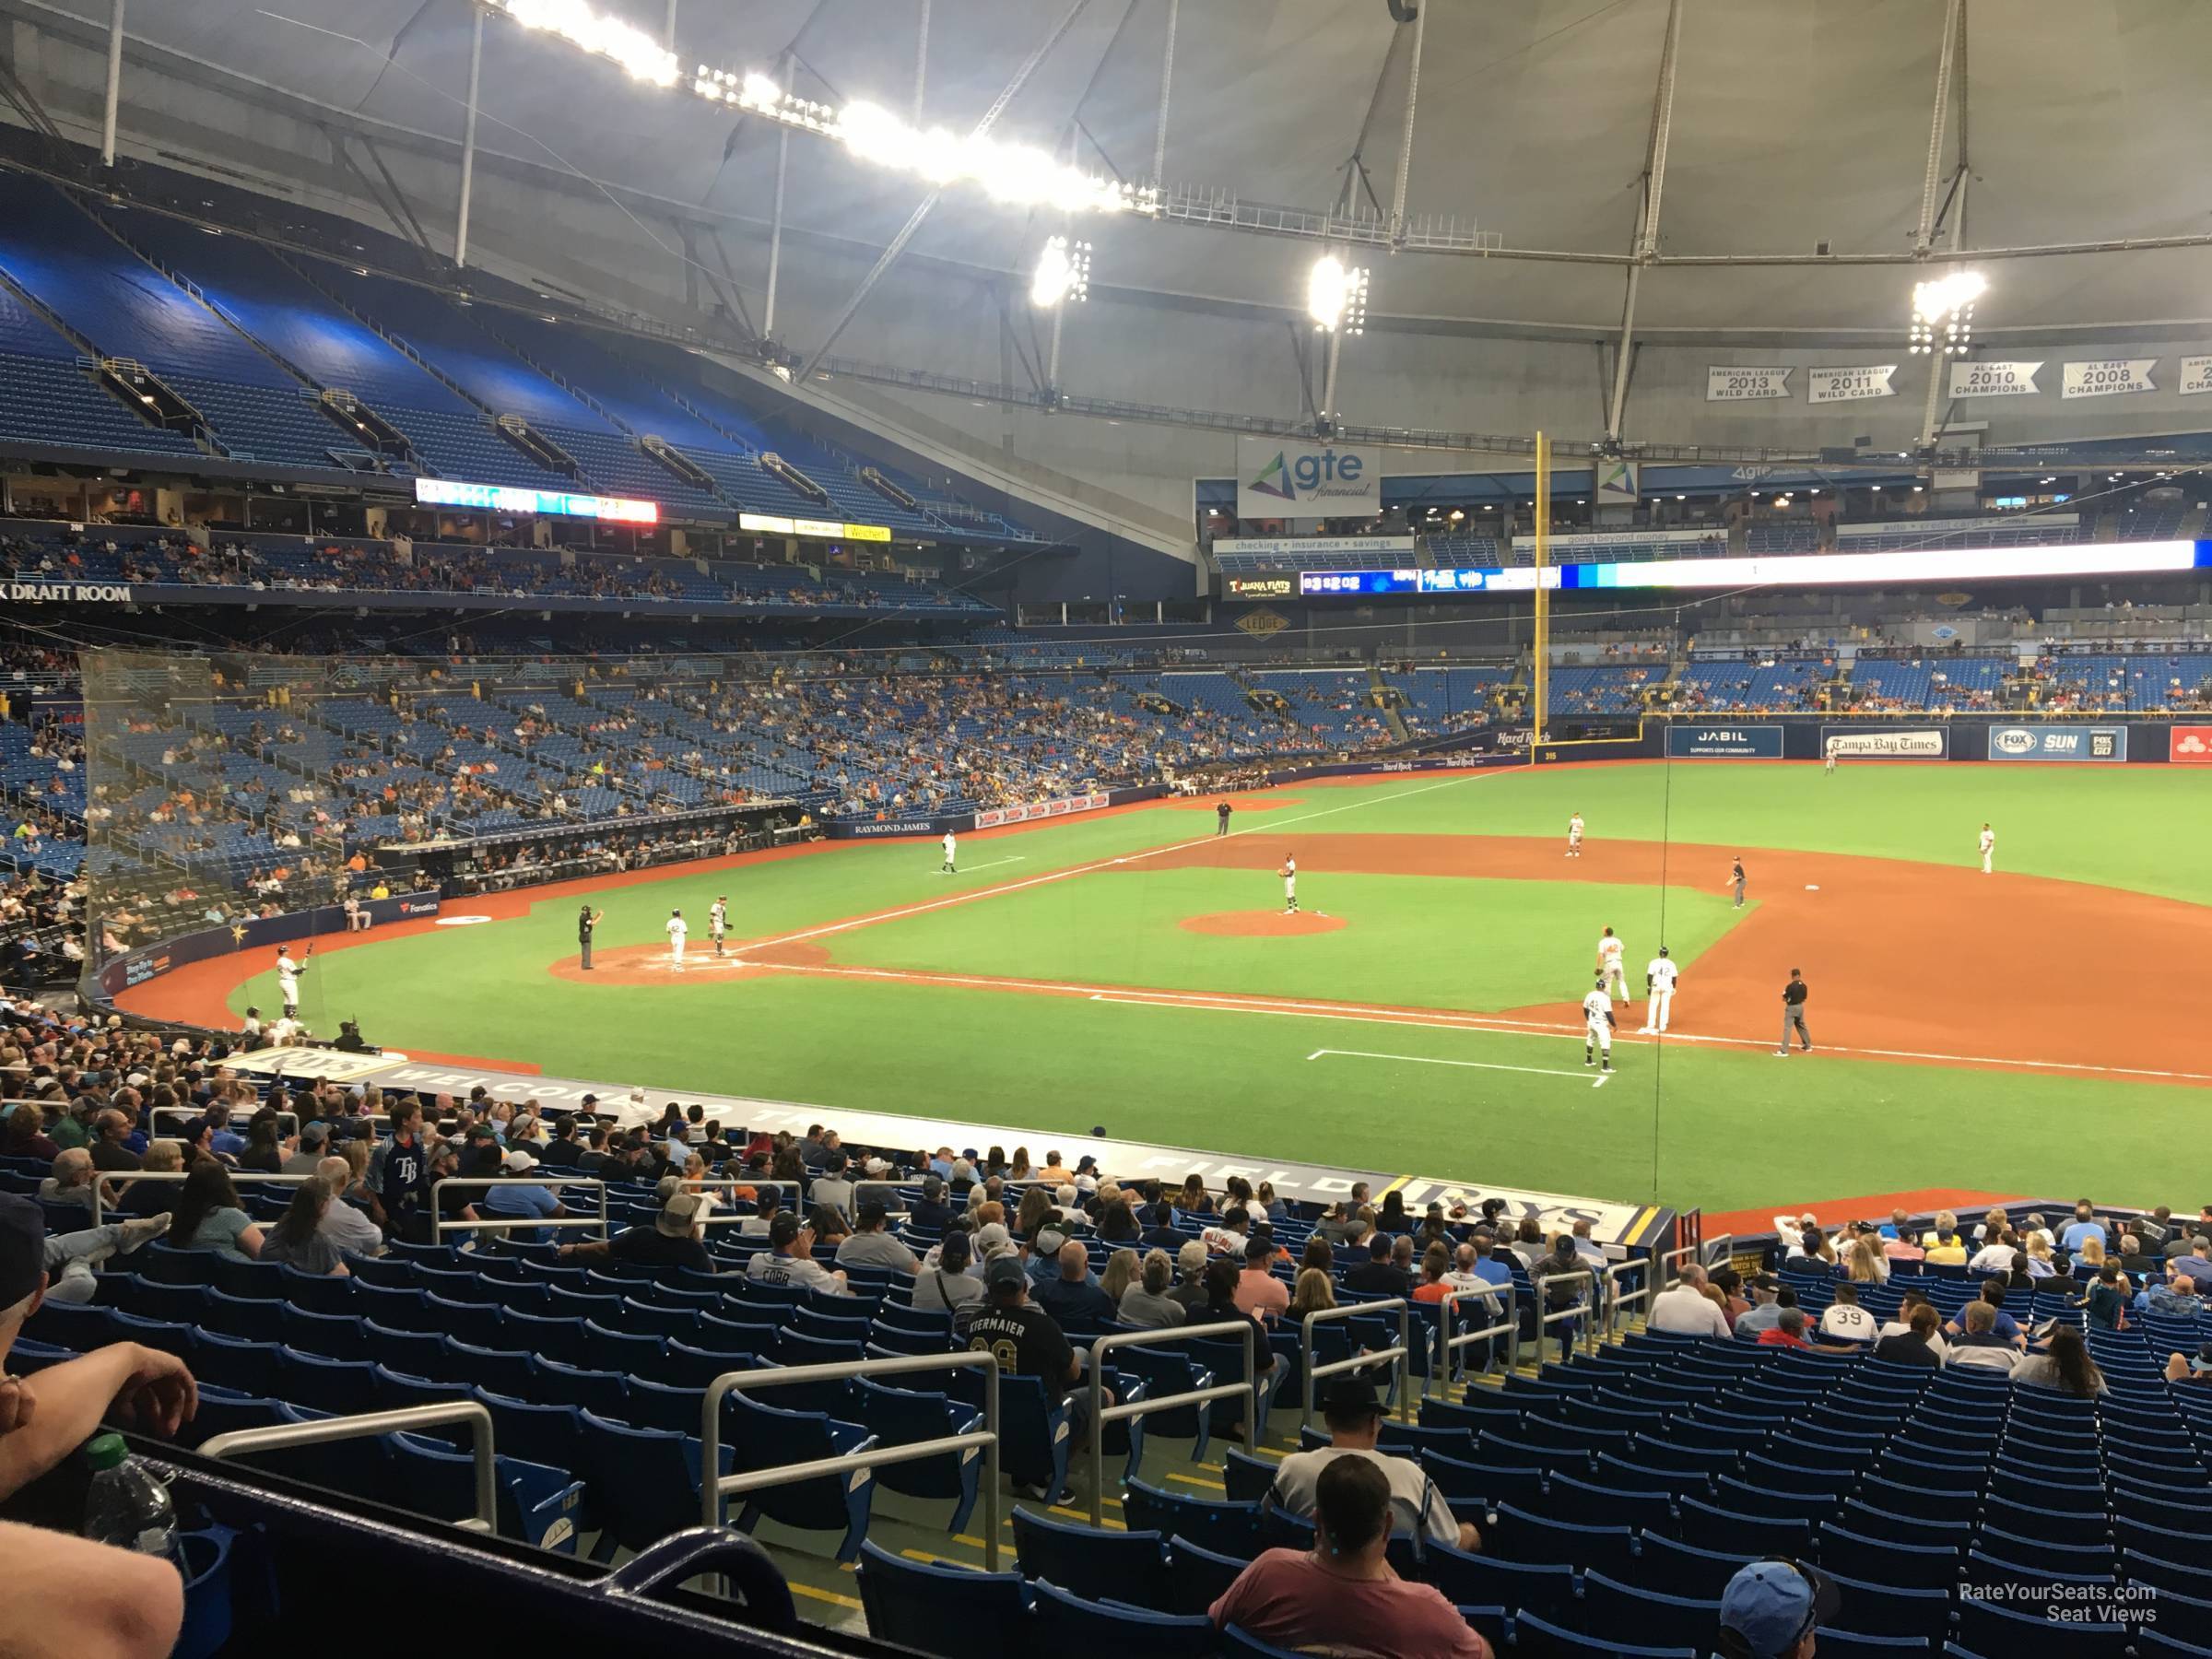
[1235, 437, 1383, 519]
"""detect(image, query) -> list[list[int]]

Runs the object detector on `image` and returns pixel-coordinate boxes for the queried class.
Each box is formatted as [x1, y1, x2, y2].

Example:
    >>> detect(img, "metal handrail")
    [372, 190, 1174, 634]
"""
[1300, 1299, 1413, 1428]
[431, 1176, 610, 1239]
[1438, 1281, 1519, 1380]
[201, 1402, 498, 1533]
[1087, 1318, 1261, 1527]
[88, 1169, 315, 1228]
[1532, 1266, 1600, 1358]
[1605, 1258, 1655, 1336]
[701, 1351, 1002, 1569]
[1658, 1233, 1734, 1286]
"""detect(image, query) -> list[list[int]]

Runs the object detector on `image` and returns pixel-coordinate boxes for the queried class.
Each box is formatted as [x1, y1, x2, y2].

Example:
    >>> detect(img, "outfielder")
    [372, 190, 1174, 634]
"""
[1596, 926, 1628, 1002]
[1566, 812, 1585, 858]
[666, 908, 688, 968]
[1825, 746, 1837, 776]
[709, 896, 728, 956]
[276, 946, 304, 1017]
[941, 830, 958, 874]
[1280, 853, 1299, 915]
[1978, 822, 1994, 876]
[1642, 946, 1678, 1033]
[1582, 977, 1615, 1072]
[1729, 856, 1747, 909]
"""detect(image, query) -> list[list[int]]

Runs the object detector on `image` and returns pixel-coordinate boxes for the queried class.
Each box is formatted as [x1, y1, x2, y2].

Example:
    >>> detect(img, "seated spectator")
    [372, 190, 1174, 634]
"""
[279, 1119, 331, 1177]
[1268, 1375, 1479, 1552]
[1783, 1215, 1831, 1264]
[739, 1187, 782, 1240]
[2072, 1264, 2128, 1330]
[537, 1116, 583, 1171]
[1921, 1211, 1967, 1265]
[808, 1153, 855, 1219]
[1650, 1264, 1734, 1338]
[1946, 1301, 2021, 1374]
[1202, 1206, 1253, 1256]
[232, 1109, 287, 1176]
[909, 1176, 955, 1234]
[912, 1229, 984, 1313]
[747, 1212, 849, 1295]
[1236, 1236, 1292, 1320]
[1031, 1240, 1116, 1326]
[1717, 1559, 1841, 1659]
[1167, 1239, 1213, 1316]
[1098, 1246, 1141, 1306]
[558, 1182, 714, 1272]
[1174, 1173, 1213, 1217]
[1843, 1236, 1889, 1283]
[806, 1202, 852, 1248]
[1755, 1308, 1851, 1353]
[37, 1148, 111, 1215]
[1877, 1208, 1912, 1241]
[957, 1254, 1109, 1498]
[2014, 1326, 2106, 1396]
[1213, 1453, 1488, 1657]
[478, 1149, 568, 1245]
[2116, 1232, 2159, 1278]
[2165, 1344, 2212, 1385]
[1949, 1280, 2024, 1345]
[1287, 1266, 1337, 1325]
[1967, 1229, 2018, 1276]
[2059, 1200, 2107, 1254]
[115, 1140, 184, 1218]
[257, 1182, 349, 1276]
[1871, 1302, 1944, 1368]
[1816, 1282, 1877, 1345]
[1312, 1200, 1362, 1248]
[0, 1103, 60, 1164]
[1344, 1232, 1413, 1297]
[1119, 1248, 1187, 1328]
[1734, 1275, 1785, 1336]
[88, 1110, 142, 1174]
[165, 1160, 262, 1260]
[835, 1203, 920, 1275]
[2135, 1272, 2205, 1320]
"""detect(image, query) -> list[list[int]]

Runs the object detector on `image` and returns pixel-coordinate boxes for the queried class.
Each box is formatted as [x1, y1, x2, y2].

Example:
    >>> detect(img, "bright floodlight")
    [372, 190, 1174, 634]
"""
[1307, 255, 1369, 335]
[1030, 236, 1091, 308]
[1909, 269, 1984, 355]
[499, 0, 678, 87]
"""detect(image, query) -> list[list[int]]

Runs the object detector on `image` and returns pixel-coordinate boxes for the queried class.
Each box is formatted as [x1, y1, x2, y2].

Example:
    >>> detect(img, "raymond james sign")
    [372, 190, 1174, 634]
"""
[7, 582, 134, 603]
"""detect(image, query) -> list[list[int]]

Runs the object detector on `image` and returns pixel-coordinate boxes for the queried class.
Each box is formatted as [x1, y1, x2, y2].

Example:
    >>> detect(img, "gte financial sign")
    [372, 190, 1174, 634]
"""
[1234, 437, 1382, 517]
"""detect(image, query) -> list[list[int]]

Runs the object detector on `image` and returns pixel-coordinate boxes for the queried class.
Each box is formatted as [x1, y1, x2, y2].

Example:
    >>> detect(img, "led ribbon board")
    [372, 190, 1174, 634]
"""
[415, 478, 658, 524]
[1300, 540, 2209, 597]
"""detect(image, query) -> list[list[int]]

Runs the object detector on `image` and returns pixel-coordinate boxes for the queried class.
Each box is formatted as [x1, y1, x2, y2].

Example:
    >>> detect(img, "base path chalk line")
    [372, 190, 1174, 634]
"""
[731, 769, 1503, 957]
[1309, 1046, 1611, 1088]
[935, 856, 1025, 875]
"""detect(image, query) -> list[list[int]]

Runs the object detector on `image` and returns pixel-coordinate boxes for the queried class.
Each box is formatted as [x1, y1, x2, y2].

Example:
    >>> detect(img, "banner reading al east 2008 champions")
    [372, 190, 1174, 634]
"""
[1234, 437, 1382, 518]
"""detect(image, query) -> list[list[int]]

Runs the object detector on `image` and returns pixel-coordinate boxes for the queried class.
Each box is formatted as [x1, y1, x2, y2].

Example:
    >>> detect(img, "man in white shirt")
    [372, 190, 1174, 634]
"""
[1641, 947, 1679, 1033]
[665, 908, 688, 967]
[1968, 1233, 2018, 1275]
[1649, 1265, 1734, 1338]
[747, 1212, 849, 1295]
[1266, 1379, 1479, 1553]
[1817, 1282, 1877, 1344]
[1596, 927, 1628, 1002]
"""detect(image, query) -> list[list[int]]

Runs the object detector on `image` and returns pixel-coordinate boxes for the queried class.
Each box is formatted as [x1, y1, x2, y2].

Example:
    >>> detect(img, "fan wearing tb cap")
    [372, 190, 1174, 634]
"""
[1267, 1377, 1479, 1555]
[1719, 1559, 1841, 1659]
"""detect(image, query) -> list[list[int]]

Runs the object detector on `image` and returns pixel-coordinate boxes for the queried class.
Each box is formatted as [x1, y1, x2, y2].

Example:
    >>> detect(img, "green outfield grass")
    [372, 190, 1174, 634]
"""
[235, 763, 2212, 1212]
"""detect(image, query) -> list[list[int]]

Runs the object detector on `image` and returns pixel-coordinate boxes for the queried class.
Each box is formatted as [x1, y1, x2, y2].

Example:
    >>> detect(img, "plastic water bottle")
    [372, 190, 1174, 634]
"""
[83, 1433, 177, 1560]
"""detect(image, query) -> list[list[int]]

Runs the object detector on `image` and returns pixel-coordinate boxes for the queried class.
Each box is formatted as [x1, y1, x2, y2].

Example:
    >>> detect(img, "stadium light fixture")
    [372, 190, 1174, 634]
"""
[1909, 268, 1984, 355]
[1306, 255, 1369, 334]
[1030, 236, 1090, 308]
[495, 0, 678, 86]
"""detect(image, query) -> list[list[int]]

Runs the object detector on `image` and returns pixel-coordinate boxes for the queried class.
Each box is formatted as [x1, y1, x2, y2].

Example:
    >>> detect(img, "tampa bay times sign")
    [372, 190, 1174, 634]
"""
[6, 582, 134, 602]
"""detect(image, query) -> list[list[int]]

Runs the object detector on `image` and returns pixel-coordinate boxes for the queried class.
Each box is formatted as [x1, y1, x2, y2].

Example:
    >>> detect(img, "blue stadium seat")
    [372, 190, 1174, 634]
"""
[1122, 1477, 1261, 1559]
[386, 1431, 585, 1552]
[724, 1392, 877, 1563]
[576, 1410, 733, 1560]
[1168, 1531, 1253, 1610]
[1579, 1572, 1724, 1652]
[1422, 1540, 1577, 1622]
[1029, 1579, 1216, 1653]
[1489, 1501, 1635, 1575]
[1512, 1608, 1700, 1658]
[1012, 1506, 1170, 1608]
[190, 1332, 286, 1394]
[277, 1305, 368, 1359]
[855, 1540, 1028, 1658]
[851, 1378, 982, 1535]
[1954, 1597, 2131, 1656]
[533, 1359, 630, 1417]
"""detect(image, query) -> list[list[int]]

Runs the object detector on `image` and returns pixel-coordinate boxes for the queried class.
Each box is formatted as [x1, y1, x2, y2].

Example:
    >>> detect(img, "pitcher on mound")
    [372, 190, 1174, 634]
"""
[1280, 854, 1298, 915]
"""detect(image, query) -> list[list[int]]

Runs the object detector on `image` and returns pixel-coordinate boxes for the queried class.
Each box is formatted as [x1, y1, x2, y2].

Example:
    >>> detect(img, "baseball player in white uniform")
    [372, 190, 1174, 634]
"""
[1582, 978, 1615, 1071]
[1824, 745, 1838, 776]
[708, 897, 728, 956]
[276, 947, 303, 1017]
[941, 830, 957, 874]
[1280, 854, 1299, 915]
[1642, 947, 1678, 1033]
[1566, 812, 1585, 858]
[665, 908, 688, 968]
[1596, 926, 1628, 1002]
[1978, 822, 1994, 875]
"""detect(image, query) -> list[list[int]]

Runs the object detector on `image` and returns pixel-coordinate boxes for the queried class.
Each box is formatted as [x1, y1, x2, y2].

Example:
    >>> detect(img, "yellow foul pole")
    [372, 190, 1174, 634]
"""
[1532, 430, 1550, 756]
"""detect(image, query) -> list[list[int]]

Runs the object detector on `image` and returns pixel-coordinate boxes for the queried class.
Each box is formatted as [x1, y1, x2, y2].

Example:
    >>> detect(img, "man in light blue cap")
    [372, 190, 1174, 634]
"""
[1718, 1559, 1841, 1659]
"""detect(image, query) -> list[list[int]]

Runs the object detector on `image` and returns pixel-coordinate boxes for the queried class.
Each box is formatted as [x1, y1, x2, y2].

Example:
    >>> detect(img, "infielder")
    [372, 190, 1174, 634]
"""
[709, 896, 728, 956]
[666, 907, 688, 968]
[1729, 856, 1747, 909]
[941, 830, 958, 874]
[1596, 926, 1629, 1002]
[1582, 977, 1615, 1072]
[1566, 812, 1585, 858]
[1978, 822, 1994, 876]
[1641, 946, 1678, 1033]
[1280, 853, 1299, 915]
[276, 947, 304, 1017]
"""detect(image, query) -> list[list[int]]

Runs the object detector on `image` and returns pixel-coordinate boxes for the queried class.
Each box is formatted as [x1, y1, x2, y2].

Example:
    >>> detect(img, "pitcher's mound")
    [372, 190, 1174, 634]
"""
[548, 940, 830, 985]
[1180, 911, 1347, 937]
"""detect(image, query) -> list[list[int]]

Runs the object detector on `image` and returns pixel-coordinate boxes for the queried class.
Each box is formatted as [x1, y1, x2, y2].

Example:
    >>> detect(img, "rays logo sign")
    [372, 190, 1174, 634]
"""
[1235, 437, 1381, 517]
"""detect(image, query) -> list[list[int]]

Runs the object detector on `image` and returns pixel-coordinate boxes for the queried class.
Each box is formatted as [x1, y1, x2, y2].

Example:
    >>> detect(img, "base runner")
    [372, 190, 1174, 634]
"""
[666, 908, 688, 968]
[1596, 926, 1628, 1002]
[709, 896, 728, 956]
[1582, 978, 1615, 1072]
[1641, 947, 1677, 1033]
[1280, 853, 1299, 915]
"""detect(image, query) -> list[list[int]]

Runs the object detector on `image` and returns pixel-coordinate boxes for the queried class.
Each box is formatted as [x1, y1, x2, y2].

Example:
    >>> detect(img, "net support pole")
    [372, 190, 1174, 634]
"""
[100, 0, 125, 167]
[454, 10, 483, 269]
[1533, 429, 1550, 750]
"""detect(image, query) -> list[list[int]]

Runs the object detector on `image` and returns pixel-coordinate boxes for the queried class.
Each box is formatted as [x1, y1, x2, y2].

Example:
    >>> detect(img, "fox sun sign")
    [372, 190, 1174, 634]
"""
[1235, 437, 1382, 518]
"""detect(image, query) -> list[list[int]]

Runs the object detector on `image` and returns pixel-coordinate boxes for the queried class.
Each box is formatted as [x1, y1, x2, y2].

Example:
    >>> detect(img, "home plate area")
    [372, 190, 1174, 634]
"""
[547, 941, 830, 985]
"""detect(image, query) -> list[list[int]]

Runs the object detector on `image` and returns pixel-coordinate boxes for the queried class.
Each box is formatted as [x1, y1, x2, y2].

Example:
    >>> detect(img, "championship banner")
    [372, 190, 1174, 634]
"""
[1947, 360, 2042, 398]
[2061, 359, 2156, 400]
[1665, 725, 1783, 759]
[1987, 724, 2128, 763]
[1706, 366, 1793, 402]
[1234, 438, 1381, 518]
[1808, 365, 1897, 405]
[2171, 725, 2212, 763]
[2179, 358, 2212, 397]
[973, 790, 1110, 830]
[1596, 458, 1639, 504]
[1821, 727, 1947, 759]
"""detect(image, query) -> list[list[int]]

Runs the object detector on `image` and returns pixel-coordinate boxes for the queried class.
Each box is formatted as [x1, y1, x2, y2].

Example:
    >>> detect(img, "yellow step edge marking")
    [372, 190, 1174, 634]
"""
[900, 1548, 964, 1567]
[789, 1582, 864, 1611]
[1167, 1472, 1227, 1491]
[1049, 1504, 1125, 1528]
